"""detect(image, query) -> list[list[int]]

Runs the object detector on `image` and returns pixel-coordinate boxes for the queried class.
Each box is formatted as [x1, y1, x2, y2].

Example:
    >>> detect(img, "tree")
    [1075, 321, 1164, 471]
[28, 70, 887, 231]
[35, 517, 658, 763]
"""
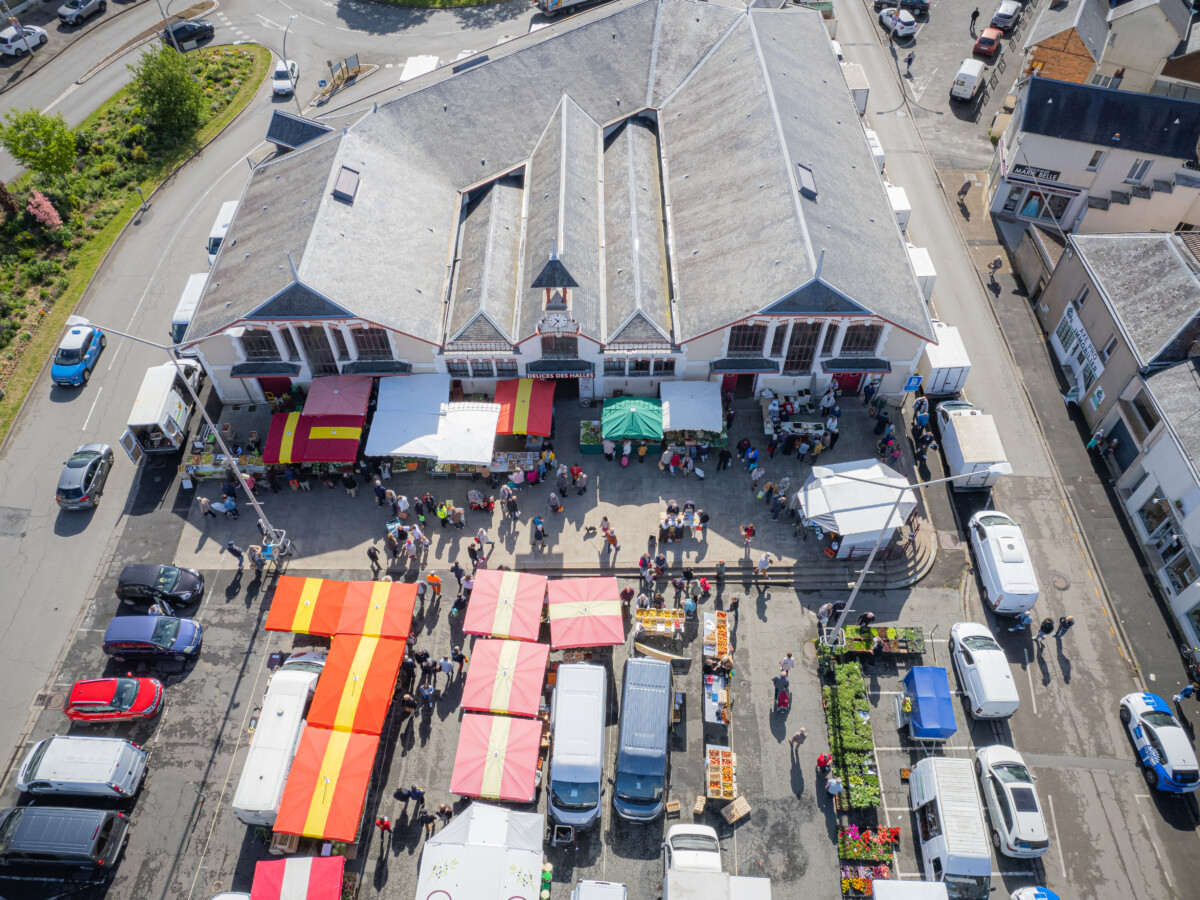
[0, 109, 76, 176]
[26, 190, 62, 230]
[128, 43, 206, 148]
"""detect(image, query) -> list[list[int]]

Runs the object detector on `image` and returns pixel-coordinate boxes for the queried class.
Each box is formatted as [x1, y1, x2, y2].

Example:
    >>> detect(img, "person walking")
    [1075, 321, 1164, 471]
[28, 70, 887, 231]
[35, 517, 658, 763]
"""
[1174, 684, 1197, 705]
[728, 594, 740, 626]
[904, 50, 915, 74]
[450, 560, 466, 587]
[409, 784, 426, 810]
[452, 646, 468, 677]
[367, 545, 382, 577]
[576, 472, 588, 494]
[780, 651, 795, 676]
[789, 729, 807, 761]
[419, 682, 435, 709]
[548, 492, 562, 514]
[1086, 430, 1104, 452]
[969, 5, 979, 32]
[225, 541, 245, 568]
[438, 655, 454, 687]
[427, 573, 442, 599]
[606, 528, 621, 552]
[532, 516, 547, 547]
[1035, 617, 1055, 644]
[476, 527, 493, 551]
[375, 816, 392, 846]
[715, 560, 726, 586]
[342, 472, 358, 498]
[418, 808, 437, 838]
[198, 496, 217, 518]
[757, 553, 772, 578]
[740, 523, 755, 552]
[750, 465, 765, 490]
[1054, 616, 1075, 639]
[506, 494, 520, 520]
[637, 441, 648, 463]
[1007, 611, 1033, 632]
[957, 179, 972, 201]
[718, 446, 732, 471]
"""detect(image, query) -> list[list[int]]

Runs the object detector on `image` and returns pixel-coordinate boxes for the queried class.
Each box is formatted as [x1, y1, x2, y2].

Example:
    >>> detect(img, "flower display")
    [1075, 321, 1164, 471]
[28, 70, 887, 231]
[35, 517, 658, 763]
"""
[837, 826, 900, 862]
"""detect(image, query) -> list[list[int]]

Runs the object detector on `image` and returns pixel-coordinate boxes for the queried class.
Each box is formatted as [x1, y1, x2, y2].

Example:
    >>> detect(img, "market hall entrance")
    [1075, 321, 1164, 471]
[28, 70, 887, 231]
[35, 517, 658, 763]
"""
[721, 374, 757, 398]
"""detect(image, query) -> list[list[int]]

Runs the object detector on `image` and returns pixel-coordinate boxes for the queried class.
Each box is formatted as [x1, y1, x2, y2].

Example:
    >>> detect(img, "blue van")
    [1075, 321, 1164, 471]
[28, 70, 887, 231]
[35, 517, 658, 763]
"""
[613, 658, 672, 822]
[102, 615, 202, 662]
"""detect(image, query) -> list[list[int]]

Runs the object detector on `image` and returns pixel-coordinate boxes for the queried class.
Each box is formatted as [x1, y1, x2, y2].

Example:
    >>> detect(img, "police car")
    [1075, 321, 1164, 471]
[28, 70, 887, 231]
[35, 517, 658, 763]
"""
[1119, 692, 1200, 793]
[51, 320, 106, 387]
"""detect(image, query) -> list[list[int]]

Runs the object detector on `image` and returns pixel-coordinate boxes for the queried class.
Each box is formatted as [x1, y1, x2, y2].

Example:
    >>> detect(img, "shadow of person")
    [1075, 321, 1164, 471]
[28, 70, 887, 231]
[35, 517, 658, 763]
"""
[958, 199, 972, 221]
[790, 753, 806, 798]
[1036, 642, 1052, 686]
[1055, 642, 1072, 684]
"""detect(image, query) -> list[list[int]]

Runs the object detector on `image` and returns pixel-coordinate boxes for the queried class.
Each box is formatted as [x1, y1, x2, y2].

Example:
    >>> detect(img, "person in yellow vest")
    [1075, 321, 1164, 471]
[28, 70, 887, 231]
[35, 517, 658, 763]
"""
[437, 501, 450, 528]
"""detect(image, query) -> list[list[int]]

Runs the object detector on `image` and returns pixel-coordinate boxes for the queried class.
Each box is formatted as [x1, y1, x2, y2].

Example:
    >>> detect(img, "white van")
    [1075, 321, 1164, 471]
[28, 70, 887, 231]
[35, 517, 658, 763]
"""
[967, 510, 1039, 616]
[206, 200, 238, 264]
[16, 735, 148, 799]
[231, 652, 326, 826]
[571, 882, 627, 900]
[171, 273, 208, 345]
[863, 127, 885, 171]
[909, 758, 991, 899]
[950, 59, 985, 101]
[549, 663, 607, 829]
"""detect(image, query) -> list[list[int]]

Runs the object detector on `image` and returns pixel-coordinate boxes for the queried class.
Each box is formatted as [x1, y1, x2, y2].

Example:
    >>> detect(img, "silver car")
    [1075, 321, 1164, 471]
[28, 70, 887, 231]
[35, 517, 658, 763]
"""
[56, 443, 114, 511]
[991, 0, 1020, 30]
[58, 0, 106, 26]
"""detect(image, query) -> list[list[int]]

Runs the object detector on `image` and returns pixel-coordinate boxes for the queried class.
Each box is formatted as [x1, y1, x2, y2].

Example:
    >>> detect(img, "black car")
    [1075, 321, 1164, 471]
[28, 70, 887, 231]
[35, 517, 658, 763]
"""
[874, 0, 929, 11]
[161, 19, 214, 48]
[116, 564, 204, 610]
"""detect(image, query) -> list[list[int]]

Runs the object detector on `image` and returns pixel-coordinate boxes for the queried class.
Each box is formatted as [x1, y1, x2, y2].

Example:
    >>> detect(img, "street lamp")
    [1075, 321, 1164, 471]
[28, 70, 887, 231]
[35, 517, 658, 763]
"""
[65, 316, 281, 544]
[282, 15, 298, 91]
[814, 461, 1014, 645]
[154, 0, 185, 52]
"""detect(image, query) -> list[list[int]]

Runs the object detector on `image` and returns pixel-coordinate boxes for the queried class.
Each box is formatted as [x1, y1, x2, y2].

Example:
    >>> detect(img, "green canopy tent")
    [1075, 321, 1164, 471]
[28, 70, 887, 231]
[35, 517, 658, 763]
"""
[601, 397, 664, 440]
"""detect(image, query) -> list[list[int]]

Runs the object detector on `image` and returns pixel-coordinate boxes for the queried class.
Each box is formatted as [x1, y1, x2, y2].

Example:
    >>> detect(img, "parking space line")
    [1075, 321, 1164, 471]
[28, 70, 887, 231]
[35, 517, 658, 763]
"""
[1046, 794, 1066, 878]
[1023, 647, 1037, 715]
[1140, 812, 1174, 888]
[81, 387, 102, 432]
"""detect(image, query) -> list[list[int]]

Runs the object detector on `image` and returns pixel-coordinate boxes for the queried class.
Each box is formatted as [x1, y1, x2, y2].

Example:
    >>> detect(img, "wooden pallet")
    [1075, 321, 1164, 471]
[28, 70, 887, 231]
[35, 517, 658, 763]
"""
[269, 831, 299, 855]
[693, 796, 707, 816]
[721, 796, 751, 824]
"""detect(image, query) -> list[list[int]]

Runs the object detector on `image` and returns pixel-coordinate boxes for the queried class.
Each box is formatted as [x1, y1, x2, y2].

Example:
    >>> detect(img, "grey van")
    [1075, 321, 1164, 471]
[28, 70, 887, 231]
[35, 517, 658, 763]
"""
[0, 806, 129, 869]
[613, 658, 672, 822]
[549, 663, 607, 828]
[16, 735, 148, 799]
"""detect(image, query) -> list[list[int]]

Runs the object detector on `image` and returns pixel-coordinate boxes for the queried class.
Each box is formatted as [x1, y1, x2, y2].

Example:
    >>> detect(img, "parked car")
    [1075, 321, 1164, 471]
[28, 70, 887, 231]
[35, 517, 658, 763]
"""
[991, 0, 1020, 30]
[974, 27, 1002, 56]
[950, 622, 1019, 719]
[950, 58, 986, 100]
[272, 59, 298, 95]
[1119, 692, 1200, 792]
[64, 677, 164, 724]
[974, 746, 1050, 858]
[874, 0, 929, 12]
[0, 24, 47, 57]
[967, 509, 1040, 616]
[0, 806, 129, 870]
[116, 564, 205, 609]
[56, 443, 114, 511]
[102, 614, 202, 663]
[51, 320, 106, 387]
[161, 19, 214, 48]
[58, 0, 106, 26]
[878, 8, 918, 37]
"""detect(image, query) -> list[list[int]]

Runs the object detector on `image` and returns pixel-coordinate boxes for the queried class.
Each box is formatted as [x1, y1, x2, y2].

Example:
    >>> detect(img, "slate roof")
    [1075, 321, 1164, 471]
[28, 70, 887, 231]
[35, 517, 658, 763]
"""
[1143, 359, 1200, 476]
[1020, 77, 1200, 159]
[1109, 0, 1190, 39]
[1024, 0, 1109, 61]
[1072, 233, 1200, 367]
[194, 0, 933, 348]
[265, 111, 333, 151]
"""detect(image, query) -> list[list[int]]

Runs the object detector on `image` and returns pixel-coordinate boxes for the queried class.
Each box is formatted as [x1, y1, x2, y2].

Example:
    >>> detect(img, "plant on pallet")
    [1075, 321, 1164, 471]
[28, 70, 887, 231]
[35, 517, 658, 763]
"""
[822, 661, 882, 810]
[838, 825, 900, 862]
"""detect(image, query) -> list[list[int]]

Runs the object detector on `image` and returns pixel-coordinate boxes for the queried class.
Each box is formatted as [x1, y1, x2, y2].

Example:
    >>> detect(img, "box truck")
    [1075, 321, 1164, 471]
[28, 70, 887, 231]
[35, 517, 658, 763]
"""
[936, 400, 1007, 491]
[907, 244, 937, 302]
[119, 361, 203, 463]
[886, 183, 911, 232]
[909, 758, 991, 899]
[841, 62, 869, 115]
[916, 321, 970, 397]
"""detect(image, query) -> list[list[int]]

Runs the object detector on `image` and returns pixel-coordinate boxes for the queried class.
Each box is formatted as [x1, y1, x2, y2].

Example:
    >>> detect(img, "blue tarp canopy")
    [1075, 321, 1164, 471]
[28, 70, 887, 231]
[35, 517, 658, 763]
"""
[903, 667, 956, 740]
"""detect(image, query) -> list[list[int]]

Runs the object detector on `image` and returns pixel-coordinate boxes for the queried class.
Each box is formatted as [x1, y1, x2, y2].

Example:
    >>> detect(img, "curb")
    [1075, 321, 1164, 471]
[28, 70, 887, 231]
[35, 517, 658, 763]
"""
[311, 64, 379, 108]
[76, 1, 221, 86]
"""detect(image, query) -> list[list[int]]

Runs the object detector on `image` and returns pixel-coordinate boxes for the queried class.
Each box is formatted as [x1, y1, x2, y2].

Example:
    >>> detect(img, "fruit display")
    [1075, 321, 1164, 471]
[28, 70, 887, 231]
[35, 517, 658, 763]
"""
[714, 611, 729, 656]
[705, 749, 737, 799]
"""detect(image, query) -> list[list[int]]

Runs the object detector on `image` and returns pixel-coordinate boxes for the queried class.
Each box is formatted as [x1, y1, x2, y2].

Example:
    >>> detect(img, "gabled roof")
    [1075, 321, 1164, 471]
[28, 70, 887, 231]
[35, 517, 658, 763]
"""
[1020, 76, 1200, 159]
[248, 282, 351, 320]
[448, 177, 524, 343]
[265, 110, 334, 151]
[762, 279, 869, 316]
[1024, 0, 1108, 62]
[1109, 0, 1190, 39]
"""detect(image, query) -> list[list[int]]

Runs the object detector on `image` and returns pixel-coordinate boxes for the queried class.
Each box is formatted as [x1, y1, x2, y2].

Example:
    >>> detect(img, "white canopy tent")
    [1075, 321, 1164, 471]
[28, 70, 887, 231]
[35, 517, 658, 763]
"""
[799, 460, 917, 559]
[660, 381, 723, 433]
[436, 403, 501, 465]
[364, 375, 450, 458]
[413, 802, 544, 900]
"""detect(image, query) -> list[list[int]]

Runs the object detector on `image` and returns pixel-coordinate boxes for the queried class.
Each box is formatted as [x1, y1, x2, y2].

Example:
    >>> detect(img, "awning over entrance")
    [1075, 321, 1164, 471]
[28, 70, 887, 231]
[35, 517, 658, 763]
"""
[264, 412, 364, 464]
[601, 396, 663, 440]
[495, 379, 555, 436]
[230, 362, 302, 378]
[822, 357, 892, 373]
[341, 360, 411, 376]
[710, 358, 780, 373]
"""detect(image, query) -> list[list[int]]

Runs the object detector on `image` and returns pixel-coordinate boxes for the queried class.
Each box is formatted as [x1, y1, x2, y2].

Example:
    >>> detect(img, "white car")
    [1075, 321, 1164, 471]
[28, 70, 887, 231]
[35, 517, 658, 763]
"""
[879, 8, 917, 37]
[991, 0, 1021, 30]
[272, 59, 298, 95]
[1119, 692, 1200, 792]
[949, 622, 1019, 719]
[662, 824, 722, 874]
[967, 510, 1040, 616]
[0, 24, 48, 57]
[975, 746, 1049, 858]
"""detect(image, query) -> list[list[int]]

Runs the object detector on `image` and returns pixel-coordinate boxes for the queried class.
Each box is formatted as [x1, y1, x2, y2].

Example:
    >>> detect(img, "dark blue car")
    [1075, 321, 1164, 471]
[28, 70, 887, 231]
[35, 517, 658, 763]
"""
[102, 614, 202, 662]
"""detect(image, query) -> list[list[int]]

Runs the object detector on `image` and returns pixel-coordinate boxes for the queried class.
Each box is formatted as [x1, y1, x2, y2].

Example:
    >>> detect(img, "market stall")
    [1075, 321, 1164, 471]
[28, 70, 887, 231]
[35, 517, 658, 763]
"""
[265, 576, 349, 637]
[799, 460, 917, 559]
[600, 396, 663, 441]
[303, 375, 373, 418]
[462, 570, 548, 642]
[758, 391, 819, 436]
[251, 855, 345, 900]
[494, 379, 555, 436]
[306, 634, 405, 735]
[334, 581, 416, 641]
[430, 402, 501, 477]
[450, 713, 543, 803]
[634, 608, 684, 643]
[701, 611, 733, 726]
[897, 667, 956, 743]
[363, 374, 450, 467]
[461, 639, 550, 717]
[413, 802, 545, 900]
[273, 727, 380, 842]
[546, 577, 625, 649]
[660, 381, 726, 447]
[705, 745, 738, 801]
[263, 412, 364, 465]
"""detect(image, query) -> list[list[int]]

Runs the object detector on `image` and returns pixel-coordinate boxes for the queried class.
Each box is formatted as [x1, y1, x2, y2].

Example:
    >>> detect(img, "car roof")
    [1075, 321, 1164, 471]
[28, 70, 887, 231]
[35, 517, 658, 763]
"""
[952, 621, 995, 641]
[119, 563, 167, 585]
[104, 615, 168, 641]
[58, 327, 93, 351]
[69, 678, 119, 704]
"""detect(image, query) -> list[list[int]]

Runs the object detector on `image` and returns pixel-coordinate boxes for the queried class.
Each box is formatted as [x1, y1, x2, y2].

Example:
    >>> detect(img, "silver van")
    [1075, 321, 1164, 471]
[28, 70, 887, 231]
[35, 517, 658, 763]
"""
[0, 806, 129, 870]
[613, 658, 672, 822]
[549, 663, 607, 828]
[207, 200, 238, 264]
[571, 881, 627, 900]
[16, 735, 148, 799]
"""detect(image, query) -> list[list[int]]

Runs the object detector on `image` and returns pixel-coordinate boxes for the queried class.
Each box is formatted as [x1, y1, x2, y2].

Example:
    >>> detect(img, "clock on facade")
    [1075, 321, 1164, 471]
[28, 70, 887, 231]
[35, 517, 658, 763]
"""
[542, 313, 573, 335]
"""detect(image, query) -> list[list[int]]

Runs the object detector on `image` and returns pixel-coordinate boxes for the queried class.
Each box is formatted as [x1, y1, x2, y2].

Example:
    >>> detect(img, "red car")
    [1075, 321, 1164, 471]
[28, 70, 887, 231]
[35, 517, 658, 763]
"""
[64, 677, 163, 723]
[974, 27, 1002, 56]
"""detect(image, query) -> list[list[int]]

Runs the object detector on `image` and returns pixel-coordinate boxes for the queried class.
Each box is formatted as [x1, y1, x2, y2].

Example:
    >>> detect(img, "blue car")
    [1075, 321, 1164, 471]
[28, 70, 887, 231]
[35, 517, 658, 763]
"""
[102, 614, 202, 663]
[1119, 692, 1200, 792]
[51, 320, 106, 387]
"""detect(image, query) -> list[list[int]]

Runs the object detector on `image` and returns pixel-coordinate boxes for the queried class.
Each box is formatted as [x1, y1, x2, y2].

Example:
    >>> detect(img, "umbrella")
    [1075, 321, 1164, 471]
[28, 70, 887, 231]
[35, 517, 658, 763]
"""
[450, 714, 542, 802]
[462, 570, 547, 642]
[265, 576, 349, 636]
[251, 856, 345, 900]
[335, 580, 416, 640]
[494, 379, 555, 436]
[546, 577, 625, 649]
[273, 727, 379, 842]
[600, 396, 663, 440]
[307, 634, 405, 735]
[303, 375, 373, 417]
[461, 640, 550, 717]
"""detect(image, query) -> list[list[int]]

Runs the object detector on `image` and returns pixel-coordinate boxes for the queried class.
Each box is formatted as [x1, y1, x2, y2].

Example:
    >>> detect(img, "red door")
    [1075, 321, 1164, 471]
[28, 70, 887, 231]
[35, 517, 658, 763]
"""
[721, 374, 738, 394]
[258, 377, 292, 400]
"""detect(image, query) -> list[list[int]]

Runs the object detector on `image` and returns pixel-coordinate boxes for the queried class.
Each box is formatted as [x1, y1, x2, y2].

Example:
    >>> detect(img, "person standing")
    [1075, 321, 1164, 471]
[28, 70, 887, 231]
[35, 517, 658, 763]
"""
[1086, 430, 1104, 452]
[789, 729, 807, 761]
[476, 527, 493, 551]
[225, 541, 245, 568]
[375, 816, 392, 846]
[818, 602, 833, 630]
[427, 573, 442, 598]
[715, 560, 726, 586]
[856, 611, 876, 627]
[904, 50, 915, 74]
[718, 446, 732, 471]
[374, 478, 387, 507]
[1007, 611, 1033, 632]
[606, 528, 621, 552]
[1054, 616, 1075, 639]
[452, 646, 468, 677]
[827, 421, 840, 450]
[418, 808, 437, 838]
[436, 803, 454, 829]
[637, 441, 648, 463]
[367, 545, 382, 577]
[247, 545, 265, 573]
[576, 472, 588, 494]
[532, 516, 546, 547]
[757, 553, 772, 578]
[198, 496, 217, 518]
[740, 523, 755, 551]
[342, 472, 358, 498]
[570, 464, 583, 485]
[438, 655, 454, 687]
[506, 494, 520, 520]
[548, 492, 562, 514]
[419, 682, 435, 708]
[1035, 617, 1054, 644]
[780, 651, 795, 676]
[969, 6, 980, 31]
[450, 560, 466, 587]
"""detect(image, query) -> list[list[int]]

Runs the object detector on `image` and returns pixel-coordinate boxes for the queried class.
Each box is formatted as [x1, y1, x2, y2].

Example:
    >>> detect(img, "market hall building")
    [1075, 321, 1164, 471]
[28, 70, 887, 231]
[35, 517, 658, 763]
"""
[185, 0, 934, 406]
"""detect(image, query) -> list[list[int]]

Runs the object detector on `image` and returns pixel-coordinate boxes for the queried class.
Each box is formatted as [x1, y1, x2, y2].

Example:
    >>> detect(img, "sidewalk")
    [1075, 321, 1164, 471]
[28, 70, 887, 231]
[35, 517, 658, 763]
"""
[173, 396, 937, 589]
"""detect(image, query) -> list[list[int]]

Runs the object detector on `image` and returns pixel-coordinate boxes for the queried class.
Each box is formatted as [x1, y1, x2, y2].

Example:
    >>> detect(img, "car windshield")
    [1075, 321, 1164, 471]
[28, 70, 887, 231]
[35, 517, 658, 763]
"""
[112, 678, 140, 710]
[153, 567, 181, 593]
[961, 635, 1000, 652]
[66, 451, 94, 467]
[992, 763, 1033, 785]
[65, 0, 82, 8]
[1142, 710, 1178, 728]
[943, 874, 990, 899]
[614, 772, 664, 805]
[976, 514, 1013, 527]
[151, 617, 181, 648]
[550, 780, 599, 811]
[669, 834, 719, 853]
[55, 346, 83, 365]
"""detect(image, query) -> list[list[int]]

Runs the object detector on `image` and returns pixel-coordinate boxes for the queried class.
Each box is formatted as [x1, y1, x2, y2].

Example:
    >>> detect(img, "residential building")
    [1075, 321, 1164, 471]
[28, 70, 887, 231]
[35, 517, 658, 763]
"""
[187, 0, 933, 405]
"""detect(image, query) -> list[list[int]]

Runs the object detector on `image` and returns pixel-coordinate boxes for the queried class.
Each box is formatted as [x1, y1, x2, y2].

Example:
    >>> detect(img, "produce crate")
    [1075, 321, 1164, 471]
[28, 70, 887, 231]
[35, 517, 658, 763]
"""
[721, 796, 751, 824]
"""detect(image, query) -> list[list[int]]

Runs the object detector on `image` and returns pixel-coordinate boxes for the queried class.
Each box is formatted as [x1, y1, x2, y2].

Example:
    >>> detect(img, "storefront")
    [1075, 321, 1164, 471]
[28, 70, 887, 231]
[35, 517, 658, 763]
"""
[990, 159, 1084, 229]
[524, 360, 595, 400]
[1049, 302, 1106, 410]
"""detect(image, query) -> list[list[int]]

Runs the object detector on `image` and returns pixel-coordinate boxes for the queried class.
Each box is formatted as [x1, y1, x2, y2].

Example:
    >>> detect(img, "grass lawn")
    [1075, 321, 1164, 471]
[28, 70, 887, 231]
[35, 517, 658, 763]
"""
[0, 44, 270, 446]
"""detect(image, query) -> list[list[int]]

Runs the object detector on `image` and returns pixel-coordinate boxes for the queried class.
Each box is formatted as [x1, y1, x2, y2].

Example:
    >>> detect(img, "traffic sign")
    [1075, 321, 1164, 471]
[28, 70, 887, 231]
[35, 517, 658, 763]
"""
[904, 375, 922, 392]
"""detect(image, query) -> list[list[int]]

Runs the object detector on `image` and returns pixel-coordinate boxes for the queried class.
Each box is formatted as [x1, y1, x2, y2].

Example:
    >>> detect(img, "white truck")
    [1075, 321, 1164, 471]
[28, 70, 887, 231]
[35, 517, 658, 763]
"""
[886, 183, 911, 232]
[119, 361, 203, 463]
[841, 62, 869, 115]
[909, 757, 991, 899]
[907, 244, 937, 302]
[661, 825, 772, 900]
[916, 321, 970, 398]
[936, 400, 1007, 491]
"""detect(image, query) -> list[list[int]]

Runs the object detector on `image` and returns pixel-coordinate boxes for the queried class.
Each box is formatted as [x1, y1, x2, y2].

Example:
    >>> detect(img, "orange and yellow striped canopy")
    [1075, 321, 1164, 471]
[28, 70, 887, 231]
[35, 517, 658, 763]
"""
[307, 634, 404, 735]
[265, 577, 349, 636]
[494, 379, 555, 436]
[335, 581, 416, 640]
[273, 726, 379, 842]
[450, 713, 542, 802]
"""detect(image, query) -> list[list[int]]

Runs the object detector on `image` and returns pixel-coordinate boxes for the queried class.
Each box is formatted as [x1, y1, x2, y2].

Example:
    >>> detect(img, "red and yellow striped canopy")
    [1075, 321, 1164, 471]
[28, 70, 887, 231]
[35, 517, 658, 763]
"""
[462, 570, 547, 642]
[307, 634, 404, 735]
[494, 379, 555, 436]
[546, 577, 626, 649]
[273, 727, 379, 842]
[335, 581, 416, 640]
[460, 639, 549, 717]
[265, 577, 348, 636]
[450, 713, 542, 802]
[264, 412, 364, 465]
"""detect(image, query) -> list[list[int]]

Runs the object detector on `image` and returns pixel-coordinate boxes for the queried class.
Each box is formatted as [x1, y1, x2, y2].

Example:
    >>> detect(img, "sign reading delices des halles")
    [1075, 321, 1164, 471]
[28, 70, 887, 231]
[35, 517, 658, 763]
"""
[1012, 164, 1061, 182]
